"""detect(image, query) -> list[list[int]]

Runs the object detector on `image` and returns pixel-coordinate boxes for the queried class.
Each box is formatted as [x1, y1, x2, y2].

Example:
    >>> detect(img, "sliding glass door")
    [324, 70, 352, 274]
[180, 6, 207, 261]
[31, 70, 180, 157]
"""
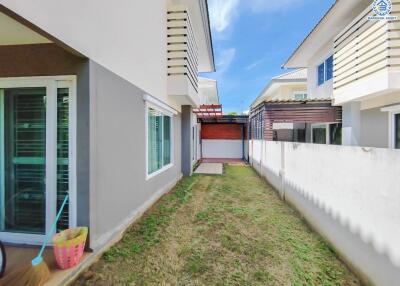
[2, 88, 47, 234]
[0, 77, 76, 244]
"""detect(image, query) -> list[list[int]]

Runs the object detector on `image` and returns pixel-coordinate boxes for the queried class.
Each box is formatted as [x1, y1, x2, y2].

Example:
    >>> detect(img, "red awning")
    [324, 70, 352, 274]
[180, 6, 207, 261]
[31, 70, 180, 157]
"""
[193, 104, 223, 118]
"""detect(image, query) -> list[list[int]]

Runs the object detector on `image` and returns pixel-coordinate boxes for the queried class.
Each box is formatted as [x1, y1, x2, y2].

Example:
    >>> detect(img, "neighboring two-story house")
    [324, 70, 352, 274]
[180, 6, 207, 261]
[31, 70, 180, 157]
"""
[284, 0, 400, 149]
[249, 68, 342, 144]
[0, 0, 215, 256]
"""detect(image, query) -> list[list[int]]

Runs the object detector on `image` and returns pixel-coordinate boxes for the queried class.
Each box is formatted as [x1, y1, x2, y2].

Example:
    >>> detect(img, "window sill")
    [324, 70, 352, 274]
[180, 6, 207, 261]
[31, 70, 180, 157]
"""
[146, 163, 174, 181]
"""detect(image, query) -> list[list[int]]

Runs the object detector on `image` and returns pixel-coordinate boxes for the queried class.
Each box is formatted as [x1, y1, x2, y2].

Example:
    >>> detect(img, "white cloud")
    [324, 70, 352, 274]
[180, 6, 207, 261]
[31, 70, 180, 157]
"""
[245, 57, 267, 71]
[209, 0, 240, 33]
[246, 0, 305, 13]
[216, 48, 236, 74]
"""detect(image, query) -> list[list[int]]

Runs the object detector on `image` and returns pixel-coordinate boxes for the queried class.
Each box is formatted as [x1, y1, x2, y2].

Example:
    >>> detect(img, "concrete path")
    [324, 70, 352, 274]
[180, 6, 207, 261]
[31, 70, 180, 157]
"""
[194, 163, 223, 175]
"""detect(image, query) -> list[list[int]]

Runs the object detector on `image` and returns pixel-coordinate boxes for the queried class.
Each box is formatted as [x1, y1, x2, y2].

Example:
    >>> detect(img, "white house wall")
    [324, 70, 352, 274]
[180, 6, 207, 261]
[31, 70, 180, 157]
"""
[272, 85, 308, 100]
[250, 141, 400, 286]
[0, 0, 212, 111]
[307, 41, 333, 100]
[202, 139, 243, 159]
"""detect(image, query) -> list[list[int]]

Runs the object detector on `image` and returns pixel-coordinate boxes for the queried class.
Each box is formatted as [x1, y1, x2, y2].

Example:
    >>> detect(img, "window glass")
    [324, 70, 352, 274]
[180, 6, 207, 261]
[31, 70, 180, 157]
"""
[293, 124, 306, 142]
[148, 108, 172, 175]
[148, 108, 163, 174]
[395, 114, 400, 149]
[294, 93, 307, 101]
[312, 124, 327, 144]
[325, 55, 334, 81]
[318, 63, 325, 86]
[163, 116, 171, 165]
[2, 88, 46, 234]
[57, 88, 70, 231]
[192, 126, 196, 161]
[329, 123, 342, 145]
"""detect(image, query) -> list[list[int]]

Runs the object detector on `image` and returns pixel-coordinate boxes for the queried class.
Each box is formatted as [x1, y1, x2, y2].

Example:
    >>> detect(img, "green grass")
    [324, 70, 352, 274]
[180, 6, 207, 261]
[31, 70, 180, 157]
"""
[73, 166, 360, 286]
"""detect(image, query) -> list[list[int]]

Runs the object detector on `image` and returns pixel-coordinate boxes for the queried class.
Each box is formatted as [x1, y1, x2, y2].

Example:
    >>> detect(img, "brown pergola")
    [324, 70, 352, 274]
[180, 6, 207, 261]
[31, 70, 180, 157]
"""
[193, 104, 223, 118]
[250, 99, 342, 141]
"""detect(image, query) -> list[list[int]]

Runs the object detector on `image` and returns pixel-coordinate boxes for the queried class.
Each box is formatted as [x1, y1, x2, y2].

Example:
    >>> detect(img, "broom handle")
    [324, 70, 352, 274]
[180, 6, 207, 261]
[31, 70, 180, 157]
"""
[37, 194, 69, 259]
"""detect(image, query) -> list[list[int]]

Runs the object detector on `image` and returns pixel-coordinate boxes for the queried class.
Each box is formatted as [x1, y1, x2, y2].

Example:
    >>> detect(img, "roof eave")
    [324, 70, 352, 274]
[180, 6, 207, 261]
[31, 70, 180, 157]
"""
[282, 1, 339, 69]
[202, 0, 216, 72]
[250, 78, 307, 108]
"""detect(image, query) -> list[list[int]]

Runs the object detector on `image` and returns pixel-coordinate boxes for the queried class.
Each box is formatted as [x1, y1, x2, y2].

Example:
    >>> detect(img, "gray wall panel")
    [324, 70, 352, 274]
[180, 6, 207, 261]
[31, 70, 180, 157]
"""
[76, 61, 91, 229]
[360, 107, 389, 148]
[88, 61, 182, 247]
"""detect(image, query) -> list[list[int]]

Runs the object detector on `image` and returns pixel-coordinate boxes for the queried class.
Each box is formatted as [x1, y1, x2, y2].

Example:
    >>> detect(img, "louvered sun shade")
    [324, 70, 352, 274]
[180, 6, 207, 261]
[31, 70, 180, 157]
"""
[167, 6, 199, 93]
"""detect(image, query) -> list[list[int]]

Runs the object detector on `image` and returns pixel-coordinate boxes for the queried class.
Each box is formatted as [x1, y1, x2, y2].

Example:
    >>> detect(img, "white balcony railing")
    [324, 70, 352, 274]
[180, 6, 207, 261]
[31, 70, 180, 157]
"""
[333, 0, 400, 104]
[167, 6, 200, 107]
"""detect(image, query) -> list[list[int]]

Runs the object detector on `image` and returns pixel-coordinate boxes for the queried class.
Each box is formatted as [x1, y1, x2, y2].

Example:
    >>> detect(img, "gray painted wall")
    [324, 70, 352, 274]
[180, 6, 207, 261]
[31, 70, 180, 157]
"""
[76, 61, 91, 230]
[87, 61, 182, 249]
[181, 105, 193, 176]
[360, 107, 389, 148]
[342, 103, 389, 148]
[342, 102, 361, 146]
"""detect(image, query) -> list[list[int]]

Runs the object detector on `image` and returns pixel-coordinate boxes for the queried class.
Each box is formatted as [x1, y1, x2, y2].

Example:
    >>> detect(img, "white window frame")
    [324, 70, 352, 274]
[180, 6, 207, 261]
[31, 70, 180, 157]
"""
[0, 76, 77, 245]
[325, 55, 334, 81]
[382, 105, 400, 149]
[311, 123, 330, 144]
[293, 91, 307, 101]
[317, 54, 334, 86]
[317, 62, 325, 86]
[311, 122, 342, 145]
[144, 95, 176, 180]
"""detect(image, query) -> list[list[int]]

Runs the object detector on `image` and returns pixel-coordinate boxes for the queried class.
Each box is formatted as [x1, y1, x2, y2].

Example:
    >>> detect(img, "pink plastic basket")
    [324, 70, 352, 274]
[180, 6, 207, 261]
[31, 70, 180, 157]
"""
[53, 227, 88, 270]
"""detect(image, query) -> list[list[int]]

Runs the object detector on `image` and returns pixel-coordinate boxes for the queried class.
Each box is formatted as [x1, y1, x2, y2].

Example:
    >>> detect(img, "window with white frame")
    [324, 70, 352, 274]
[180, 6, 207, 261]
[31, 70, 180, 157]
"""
[312, 124, 327, 144]
[317, 55, 334, 86]
[311, 123, 342, 145]
[0, 76, 77, 244]
[294, 92, 307, 101]
[147, 107, 172, 175]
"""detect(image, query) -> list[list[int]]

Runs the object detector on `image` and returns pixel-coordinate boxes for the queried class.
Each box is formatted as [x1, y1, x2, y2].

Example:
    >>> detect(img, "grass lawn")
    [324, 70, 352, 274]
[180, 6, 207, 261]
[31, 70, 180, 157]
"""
[74, 165, 360, 286]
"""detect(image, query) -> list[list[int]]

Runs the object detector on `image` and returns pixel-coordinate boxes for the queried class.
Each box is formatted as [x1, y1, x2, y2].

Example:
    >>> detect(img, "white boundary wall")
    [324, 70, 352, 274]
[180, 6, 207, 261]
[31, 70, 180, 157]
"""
[249, 140, 400, 286]
[202, 139, 243, 158]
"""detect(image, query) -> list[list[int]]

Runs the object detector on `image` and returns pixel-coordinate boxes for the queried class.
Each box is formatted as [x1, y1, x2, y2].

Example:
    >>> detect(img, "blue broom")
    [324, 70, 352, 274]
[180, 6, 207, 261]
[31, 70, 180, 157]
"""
[0, 195, 69, 286]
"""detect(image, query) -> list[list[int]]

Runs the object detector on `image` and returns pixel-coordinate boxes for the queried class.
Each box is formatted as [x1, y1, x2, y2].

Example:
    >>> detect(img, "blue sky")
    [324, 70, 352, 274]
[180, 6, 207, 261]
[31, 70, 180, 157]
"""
[201, 0, 335, 114]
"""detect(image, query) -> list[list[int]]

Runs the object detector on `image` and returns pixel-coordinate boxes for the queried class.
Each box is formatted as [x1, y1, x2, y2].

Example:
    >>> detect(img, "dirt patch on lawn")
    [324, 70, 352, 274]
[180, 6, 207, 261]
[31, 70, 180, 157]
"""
[73, 166, 361, 286]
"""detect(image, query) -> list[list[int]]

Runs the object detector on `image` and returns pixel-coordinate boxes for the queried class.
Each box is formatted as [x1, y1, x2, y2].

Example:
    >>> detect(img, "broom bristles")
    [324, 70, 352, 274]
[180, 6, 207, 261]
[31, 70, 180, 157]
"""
[0, 260, 50, 286]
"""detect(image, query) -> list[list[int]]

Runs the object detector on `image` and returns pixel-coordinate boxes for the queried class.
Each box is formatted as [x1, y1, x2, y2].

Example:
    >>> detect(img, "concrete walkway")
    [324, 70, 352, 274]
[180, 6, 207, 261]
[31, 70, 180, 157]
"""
[194, 163, 223, 175]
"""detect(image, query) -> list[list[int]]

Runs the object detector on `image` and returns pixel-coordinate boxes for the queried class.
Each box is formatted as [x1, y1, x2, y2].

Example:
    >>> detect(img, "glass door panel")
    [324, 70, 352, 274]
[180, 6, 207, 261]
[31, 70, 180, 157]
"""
[57, 88, 69, 231]
[148, 108, 163, 174]
[3, 88, 46, 234]
[312, 124, 327, 144]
